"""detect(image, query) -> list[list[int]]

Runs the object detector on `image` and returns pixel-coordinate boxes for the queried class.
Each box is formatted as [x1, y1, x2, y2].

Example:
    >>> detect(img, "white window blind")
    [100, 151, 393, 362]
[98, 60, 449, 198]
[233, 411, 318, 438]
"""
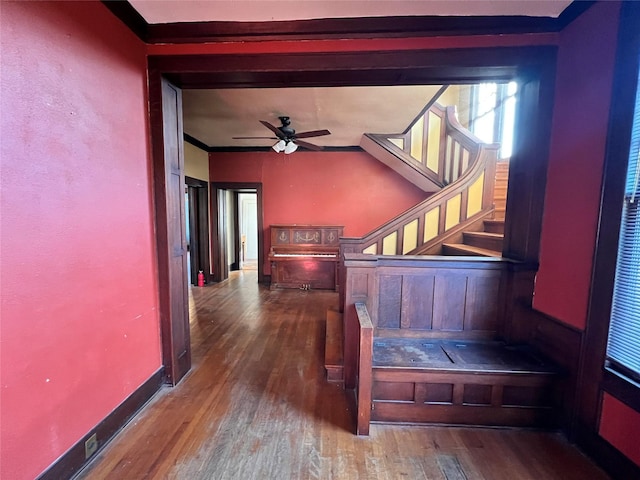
[606, 61, 640, 380]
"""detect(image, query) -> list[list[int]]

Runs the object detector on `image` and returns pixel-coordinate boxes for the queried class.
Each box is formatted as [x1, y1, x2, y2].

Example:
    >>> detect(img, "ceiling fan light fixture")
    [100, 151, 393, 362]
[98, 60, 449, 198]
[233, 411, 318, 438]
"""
[272, 139, 286, 152]
[284, 141, 298, 154]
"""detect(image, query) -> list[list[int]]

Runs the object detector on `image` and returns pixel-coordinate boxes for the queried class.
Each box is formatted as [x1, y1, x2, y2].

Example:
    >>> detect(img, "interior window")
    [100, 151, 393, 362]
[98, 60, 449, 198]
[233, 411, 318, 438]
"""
[606, 60, 640, 382]
[471, 81, 518, 159]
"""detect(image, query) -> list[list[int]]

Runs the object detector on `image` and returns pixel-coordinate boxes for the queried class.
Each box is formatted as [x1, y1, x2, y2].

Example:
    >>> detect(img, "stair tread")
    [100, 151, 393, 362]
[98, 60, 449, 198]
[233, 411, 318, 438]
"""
[463, 231, 504, 239]
[443, 243, 502, 257]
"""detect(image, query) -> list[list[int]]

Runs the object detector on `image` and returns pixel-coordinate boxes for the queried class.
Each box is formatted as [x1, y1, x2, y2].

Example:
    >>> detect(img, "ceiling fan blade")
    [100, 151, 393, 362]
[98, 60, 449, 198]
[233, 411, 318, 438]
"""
[294, 139, 323, 151]
[260, 120, 286, 139]
[232, 136, 278, 139]
[294, 129, 331, 139]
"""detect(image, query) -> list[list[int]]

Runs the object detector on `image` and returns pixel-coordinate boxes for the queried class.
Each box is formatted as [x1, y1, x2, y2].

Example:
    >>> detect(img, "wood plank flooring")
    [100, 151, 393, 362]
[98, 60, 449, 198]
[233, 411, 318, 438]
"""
[76, 271, 609, 480]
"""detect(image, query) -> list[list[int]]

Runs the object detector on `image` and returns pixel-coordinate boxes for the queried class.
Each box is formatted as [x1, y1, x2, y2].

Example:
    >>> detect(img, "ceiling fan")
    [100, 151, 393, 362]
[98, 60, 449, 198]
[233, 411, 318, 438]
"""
[232, 116, 331, 153]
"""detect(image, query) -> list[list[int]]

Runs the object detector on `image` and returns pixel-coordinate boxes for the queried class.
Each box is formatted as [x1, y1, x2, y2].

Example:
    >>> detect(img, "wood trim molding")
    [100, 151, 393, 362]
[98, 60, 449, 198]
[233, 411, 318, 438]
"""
[101, 0, 148, 41]
[37, 368, 164, 480]
[184, 133, 211, 152]
[602, 370, 640, 413]
[403, 85, 450, 135]
[150, 47, 557, 90]
[184, 176, 208, 188]
[210, 182, 265, 284]
[184, 176, 212, 283]
[103, 1, 595, 44]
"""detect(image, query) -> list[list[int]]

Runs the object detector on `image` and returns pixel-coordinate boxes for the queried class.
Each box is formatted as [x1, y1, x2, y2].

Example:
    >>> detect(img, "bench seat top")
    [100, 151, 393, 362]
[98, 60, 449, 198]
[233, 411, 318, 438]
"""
[372, 338, 559, 375]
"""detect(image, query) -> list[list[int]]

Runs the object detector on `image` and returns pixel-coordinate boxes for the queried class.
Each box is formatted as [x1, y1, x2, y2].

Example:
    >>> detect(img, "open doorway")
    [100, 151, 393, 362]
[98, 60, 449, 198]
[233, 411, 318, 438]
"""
[211, 182, 265, 284]
[149, 47, 555, 386]
[238, 192, 258, 270]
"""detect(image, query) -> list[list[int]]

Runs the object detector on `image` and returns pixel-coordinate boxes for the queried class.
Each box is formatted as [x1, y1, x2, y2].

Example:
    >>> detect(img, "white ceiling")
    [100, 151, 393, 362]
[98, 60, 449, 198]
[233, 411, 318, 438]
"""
[183, 86, 446, 147]
[129, 1, 573, 24]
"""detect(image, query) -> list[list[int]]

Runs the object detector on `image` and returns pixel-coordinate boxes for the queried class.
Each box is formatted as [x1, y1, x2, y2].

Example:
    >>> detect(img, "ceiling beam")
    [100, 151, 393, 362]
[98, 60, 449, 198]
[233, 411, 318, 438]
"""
[150, 46, 556, 90]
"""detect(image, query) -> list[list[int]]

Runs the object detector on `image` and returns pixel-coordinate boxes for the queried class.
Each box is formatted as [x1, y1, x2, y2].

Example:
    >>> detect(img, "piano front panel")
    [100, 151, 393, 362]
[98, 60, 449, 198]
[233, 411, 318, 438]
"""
[269, 224, 344, 290]
[271, 256, 336, 290]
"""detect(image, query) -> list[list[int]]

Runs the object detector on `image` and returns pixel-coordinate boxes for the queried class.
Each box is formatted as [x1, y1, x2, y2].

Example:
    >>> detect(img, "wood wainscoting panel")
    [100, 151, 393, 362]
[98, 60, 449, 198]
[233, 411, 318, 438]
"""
[401, 274, 435, 330]
[432, 271, 468, 332]
[517, 307, 584, 434]
[378, 275, 402, 328]
[344, 254, 510, 339]
[464, 272, 501, 332]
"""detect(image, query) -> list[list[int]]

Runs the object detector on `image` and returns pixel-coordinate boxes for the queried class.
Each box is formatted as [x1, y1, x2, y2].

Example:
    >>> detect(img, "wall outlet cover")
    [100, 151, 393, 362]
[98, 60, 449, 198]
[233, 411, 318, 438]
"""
[85, 433, 98, 459]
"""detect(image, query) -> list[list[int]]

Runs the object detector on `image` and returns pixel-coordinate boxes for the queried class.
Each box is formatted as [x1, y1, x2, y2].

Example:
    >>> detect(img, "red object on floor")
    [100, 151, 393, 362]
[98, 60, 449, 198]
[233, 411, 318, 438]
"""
[197, 271, 205, 287]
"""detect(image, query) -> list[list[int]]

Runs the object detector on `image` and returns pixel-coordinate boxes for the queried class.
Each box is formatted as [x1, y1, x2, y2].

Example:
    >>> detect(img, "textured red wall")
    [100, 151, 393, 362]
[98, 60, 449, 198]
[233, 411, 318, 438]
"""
[533, 1, 620, 329]
[0, 3, 161, 479]
[599, 394, 640, 466]
[210, 151, 427, 273]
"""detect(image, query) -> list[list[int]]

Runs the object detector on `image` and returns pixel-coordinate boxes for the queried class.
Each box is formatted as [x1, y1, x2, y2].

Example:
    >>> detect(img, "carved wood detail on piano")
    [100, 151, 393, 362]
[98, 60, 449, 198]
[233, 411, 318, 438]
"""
[269, 225, 344, 290]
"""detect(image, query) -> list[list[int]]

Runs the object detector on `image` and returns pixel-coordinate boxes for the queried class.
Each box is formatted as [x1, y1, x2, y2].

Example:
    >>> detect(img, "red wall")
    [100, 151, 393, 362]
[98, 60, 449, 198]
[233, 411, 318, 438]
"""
[533, 2, 640, 466]
[2, 1, 635, 477]
[533, 1, 620, 329]
[599, 394, 640, 466]
[210, 151, 427, 273]
[0, 3, 161, 479]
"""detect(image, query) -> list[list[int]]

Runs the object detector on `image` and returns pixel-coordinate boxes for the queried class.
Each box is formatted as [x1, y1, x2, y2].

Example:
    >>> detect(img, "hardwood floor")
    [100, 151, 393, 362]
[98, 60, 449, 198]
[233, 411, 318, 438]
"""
[76, 271, 609, 480]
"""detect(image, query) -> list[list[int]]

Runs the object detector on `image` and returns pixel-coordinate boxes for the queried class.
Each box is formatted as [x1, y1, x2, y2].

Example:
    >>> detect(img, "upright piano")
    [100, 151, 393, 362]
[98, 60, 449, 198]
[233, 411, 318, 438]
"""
[268, 224, 344, 290]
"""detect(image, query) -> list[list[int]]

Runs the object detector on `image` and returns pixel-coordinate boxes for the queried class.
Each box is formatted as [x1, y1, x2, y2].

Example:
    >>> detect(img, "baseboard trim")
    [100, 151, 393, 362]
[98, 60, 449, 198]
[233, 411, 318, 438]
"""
[37, 368, 165, 480]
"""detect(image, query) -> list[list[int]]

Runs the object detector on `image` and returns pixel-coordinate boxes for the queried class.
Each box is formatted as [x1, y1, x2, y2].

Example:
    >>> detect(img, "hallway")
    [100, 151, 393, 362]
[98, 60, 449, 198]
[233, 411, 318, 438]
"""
[77, 272, 608, 480]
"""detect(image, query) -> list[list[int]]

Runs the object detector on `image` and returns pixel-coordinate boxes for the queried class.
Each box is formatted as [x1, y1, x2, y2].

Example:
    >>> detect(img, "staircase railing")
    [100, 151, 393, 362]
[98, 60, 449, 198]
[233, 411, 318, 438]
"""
[339, 105, 498, 307]
[362, 103, 483, 192]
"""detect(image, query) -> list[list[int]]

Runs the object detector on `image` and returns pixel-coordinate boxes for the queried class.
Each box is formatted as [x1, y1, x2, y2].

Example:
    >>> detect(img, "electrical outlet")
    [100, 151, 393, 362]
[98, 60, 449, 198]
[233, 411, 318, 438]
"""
[85, 433, 98, 459]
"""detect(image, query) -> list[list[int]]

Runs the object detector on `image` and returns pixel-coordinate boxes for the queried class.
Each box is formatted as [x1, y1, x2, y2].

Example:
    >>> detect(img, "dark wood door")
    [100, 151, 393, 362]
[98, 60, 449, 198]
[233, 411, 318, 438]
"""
[152, 76, 191, 385]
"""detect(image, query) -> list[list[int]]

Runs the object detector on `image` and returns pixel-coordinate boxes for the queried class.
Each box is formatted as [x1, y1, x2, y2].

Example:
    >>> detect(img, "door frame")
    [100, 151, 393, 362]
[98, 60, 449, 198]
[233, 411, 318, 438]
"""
[148, 45, 556, 387]
[237, 191, 259, 268]
[185, 176, 212, 285]
[211, 182, 265, 284]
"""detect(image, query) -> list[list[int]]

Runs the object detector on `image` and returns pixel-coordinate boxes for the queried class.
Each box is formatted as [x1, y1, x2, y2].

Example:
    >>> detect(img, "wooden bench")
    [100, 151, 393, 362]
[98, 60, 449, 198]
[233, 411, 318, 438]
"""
[343, 254, 561, 435]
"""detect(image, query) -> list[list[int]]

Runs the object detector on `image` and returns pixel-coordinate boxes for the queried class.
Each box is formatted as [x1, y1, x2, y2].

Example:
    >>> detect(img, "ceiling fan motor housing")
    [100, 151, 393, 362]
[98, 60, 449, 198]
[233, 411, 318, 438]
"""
[278, 116, 295, 137]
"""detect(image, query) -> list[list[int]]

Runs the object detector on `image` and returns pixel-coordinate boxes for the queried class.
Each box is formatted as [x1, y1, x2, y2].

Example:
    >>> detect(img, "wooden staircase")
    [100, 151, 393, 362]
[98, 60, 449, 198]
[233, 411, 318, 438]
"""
[326, 106, 509, 382]
[441, 160, 509, 257]
[493, 159, 509, 220]
[443, 218, 504, 257]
